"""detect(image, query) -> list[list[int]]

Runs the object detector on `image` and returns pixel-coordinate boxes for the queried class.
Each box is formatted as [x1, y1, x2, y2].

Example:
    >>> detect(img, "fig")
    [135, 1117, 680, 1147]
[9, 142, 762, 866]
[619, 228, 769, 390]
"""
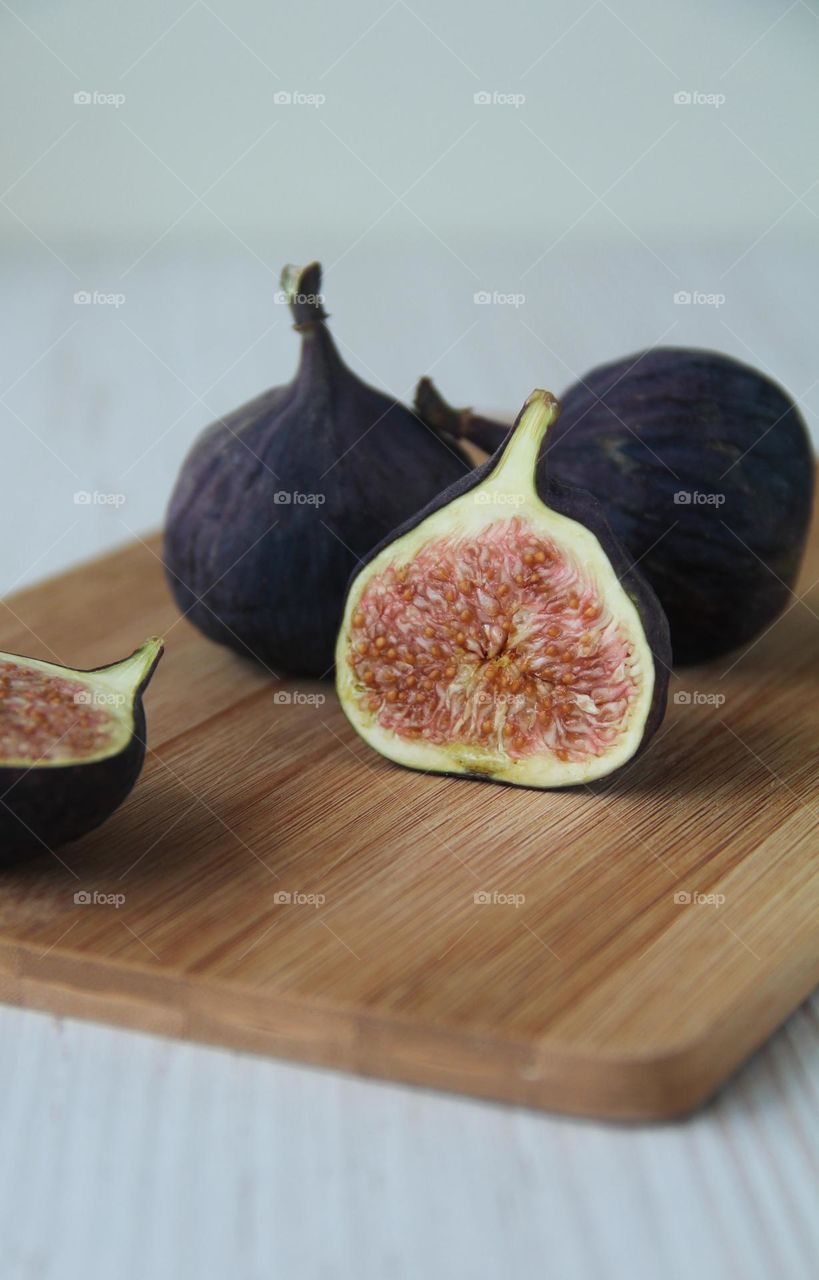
[0, 638, 163, 861]
[548, 350, 815, 664]
[336, 390, 670, 788]
[163, 263, 472, 677]
[417, 350, 815, 664]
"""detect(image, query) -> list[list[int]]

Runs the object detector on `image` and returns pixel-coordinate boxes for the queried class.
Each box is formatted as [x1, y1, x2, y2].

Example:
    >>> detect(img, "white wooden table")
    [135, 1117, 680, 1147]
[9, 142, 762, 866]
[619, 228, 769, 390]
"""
[0, 248, 817, 1280]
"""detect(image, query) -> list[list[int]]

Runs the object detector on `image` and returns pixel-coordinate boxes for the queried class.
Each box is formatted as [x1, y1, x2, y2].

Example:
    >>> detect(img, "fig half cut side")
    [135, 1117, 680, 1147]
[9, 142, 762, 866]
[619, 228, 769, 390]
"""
[337, 391, 670, 789]
[0, 637, 163, 861]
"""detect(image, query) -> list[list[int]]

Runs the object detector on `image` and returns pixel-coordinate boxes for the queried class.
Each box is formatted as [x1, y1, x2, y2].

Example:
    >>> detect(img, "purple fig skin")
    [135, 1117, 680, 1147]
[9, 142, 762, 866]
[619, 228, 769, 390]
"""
[0, 644, 163, 863]
[417, 351, 815, 666]
[339, 401, 671, 786]
[164, 264, 472, 678]
[547, 349, 815, 665]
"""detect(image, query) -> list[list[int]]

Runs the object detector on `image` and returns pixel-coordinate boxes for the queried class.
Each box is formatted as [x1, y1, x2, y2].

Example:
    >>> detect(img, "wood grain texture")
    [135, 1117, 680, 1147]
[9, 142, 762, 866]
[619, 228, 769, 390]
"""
[0, 522, 817, 1120]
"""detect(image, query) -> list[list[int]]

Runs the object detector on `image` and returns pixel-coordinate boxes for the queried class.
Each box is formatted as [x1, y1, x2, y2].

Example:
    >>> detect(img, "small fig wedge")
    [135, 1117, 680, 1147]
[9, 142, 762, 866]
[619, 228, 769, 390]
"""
[0, 638, 163, 861]
[164, 263, 471, 677]
[337, 391, 669, 788]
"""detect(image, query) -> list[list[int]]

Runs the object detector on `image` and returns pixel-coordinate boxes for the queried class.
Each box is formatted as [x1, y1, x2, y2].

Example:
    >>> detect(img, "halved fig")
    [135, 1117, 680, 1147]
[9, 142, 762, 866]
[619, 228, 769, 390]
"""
[336, 391, 669, 788]
[0, 638, 163, 861]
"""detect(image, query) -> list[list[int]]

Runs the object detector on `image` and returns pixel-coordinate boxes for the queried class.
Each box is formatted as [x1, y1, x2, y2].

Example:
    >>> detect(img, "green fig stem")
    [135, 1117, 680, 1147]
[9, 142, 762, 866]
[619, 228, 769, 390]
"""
[281, 261, 328, 329]
[489, 389, 560, 499]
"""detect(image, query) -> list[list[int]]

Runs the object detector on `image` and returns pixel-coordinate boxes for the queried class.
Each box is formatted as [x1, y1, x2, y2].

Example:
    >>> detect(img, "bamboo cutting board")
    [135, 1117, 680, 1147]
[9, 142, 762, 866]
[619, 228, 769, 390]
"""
[0, 524, 817, 1121]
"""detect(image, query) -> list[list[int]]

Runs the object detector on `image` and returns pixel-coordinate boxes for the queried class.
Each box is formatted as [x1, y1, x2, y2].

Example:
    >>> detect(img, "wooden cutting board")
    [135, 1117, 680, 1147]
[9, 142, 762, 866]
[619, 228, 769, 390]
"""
[0, 522, 817, 1121]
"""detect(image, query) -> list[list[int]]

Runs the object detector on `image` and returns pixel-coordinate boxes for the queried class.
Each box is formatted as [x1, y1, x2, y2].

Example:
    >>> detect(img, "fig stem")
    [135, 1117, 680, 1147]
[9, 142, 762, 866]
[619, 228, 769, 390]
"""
[489, 389, 560, 499]
[414, 377, 468, 438]
[281, 261, 329, 329]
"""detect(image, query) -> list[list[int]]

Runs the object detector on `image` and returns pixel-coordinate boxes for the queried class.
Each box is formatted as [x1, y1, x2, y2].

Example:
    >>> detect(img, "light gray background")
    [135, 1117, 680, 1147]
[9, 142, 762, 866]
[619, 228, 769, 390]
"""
[2, 0, 818, 244]
[0, 3, 817, 1278]
[1, 0, 817, 593]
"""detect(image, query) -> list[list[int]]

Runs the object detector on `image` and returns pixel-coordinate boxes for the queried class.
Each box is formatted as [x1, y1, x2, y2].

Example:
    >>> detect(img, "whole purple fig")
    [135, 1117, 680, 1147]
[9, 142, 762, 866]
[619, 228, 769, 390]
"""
[548, 350, 814, 664]
[164, 264, 471, 676]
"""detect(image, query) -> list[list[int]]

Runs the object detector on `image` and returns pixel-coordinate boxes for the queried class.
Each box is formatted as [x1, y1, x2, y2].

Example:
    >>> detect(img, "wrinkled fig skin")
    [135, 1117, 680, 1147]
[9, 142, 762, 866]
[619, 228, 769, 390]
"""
[164, 264, 472, 677]
[547, 349, 814, 664]
[0, 648, 161, 863]
[340, 409, 671, 783]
